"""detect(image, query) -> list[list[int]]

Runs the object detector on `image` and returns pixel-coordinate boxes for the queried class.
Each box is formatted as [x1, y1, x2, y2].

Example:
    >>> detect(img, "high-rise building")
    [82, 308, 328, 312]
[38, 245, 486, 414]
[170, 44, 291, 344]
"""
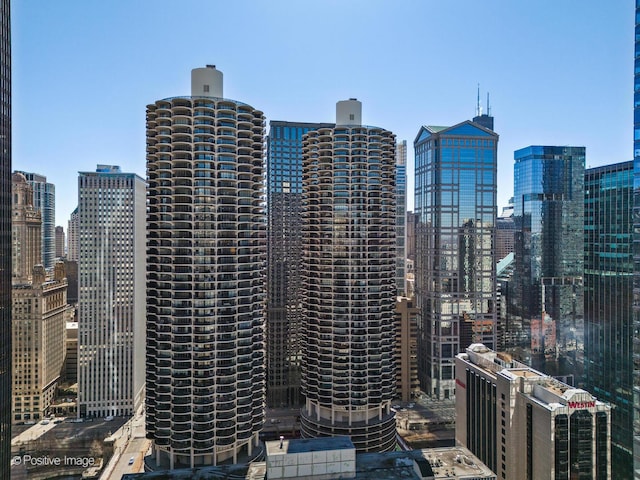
[396, 140, 407, 296]
[15, 171, 55, 269]
[414, 120, 498, 400]
[300, 99, 396, 452]
[266, 120, 333, 408]
[456, 344, 611, 480]
[77, 165, 145, 419]
[632, 1, 640, 475]
[67, 207, 78, 262]
[11, 173, 41, 282]
[146, 66, 266, 468]
[55, 225, 65, 259]
[0, 0, 10, 474]
[495, 200, 515, 261]
[512, 146, 584, 379]
[584, 161, 634, 477]
[395, 297, 419, 402]
[12, 264, 69, 423]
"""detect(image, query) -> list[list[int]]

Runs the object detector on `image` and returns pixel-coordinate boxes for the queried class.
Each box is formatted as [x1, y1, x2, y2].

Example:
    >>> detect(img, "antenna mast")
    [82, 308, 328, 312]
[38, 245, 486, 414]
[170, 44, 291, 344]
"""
[476, 84, 481, 116]
[487, 92, 491, 116]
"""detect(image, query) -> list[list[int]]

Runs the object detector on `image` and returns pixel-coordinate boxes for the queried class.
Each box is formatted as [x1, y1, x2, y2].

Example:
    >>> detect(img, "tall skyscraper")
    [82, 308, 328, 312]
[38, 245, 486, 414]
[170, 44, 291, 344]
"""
[300, 99, 396, 452]
[15, 171, 55, 269]
[146, 66, 266, 468]
[414, 120, 498, 399]
[584, 161, 634, 477]
[633, 1, 640, 475]
[512, 146, 584, 379]
[266, 120, 333, 408]
[456, 344, 611, 480]
[11, 173, 41, 283]
[396, 140, 407, 296]
[67, 207, 78, 262]
[77, 165, 145, 419]
[0, 0, 10, 475]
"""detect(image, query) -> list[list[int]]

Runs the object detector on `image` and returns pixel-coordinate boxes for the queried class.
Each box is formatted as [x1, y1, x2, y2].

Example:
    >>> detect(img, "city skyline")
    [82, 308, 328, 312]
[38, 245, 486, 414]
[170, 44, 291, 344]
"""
[11, 1, 633, 224]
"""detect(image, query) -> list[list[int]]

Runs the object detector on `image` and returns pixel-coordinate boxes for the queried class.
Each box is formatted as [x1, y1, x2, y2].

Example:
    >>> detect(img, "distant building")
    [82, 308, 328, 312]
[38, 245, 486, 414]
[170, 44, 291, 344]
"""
[414, 120, 498, 399]
[12, 172, 41, 282]
[67, 207, 78, 262]
[15, 171, 55, 269]
[495, 200, 514, 261]
[406, 211, 417, 262]
[63, 320, 78, 384]
[512, 146, 584, 379]
[266, 120, 333, 408]
[55, 225, 65, 258]
[12, 264, 70, 423]
[584, 161, 634, 476]
[395, 297, 419, 402]
[456, 344, 610, 480]
[78, 165, 145, 419]
[63, 259, 78, 304]
[301, 99, 396, 452]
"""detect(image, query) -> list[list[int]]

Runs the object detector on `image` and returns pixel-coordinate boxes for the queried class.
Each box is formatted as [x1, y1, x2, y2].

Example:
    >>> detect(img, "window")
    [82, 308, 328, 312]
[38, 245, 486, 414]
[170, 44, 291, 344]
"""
[203, 85, 210, 93]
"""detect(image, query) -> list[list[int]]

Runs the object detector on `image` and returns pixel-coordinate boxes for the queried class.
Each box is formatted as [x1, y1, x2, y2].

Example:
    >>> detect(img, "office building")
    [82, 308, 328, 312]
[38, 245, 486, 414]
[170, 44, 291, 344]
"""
[395, 297, 419, 402]
[633, 1, 640, 475]
[77, 165, 145, 419]
[266, 120, 333, 408]
[12, 172, 41, 282]
[300, 99, 396, 452]
[414, 120, 498, 399]
[456, 344, 610, 480]
[16, 171, 55, 269]
[584, 161, 634, 477]
[512, 146, 584, 378]
[55, 225, 65, 258]
[146, 66, 266, 468]
[495, 203, 514, 261]
[396, 140, 407, 296]
[67, 206, 78, 261]
[12, 264, 69, 423]
[0, 0, 10, 474]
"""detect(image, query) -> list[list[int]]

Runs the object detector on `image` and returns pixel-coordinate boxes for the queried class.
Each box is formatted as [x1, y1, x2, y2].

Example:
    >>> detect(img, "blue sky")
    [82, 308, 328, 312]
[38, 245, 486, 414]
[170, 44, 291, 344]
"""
[12, 1, 633, 224]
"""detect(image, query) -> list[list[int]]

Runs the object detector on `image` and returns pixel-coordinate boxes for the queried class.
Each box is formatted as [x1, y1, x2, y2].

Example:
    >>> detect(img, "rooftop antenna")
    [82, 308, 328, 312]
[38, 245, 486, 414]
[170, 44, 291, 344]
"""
[476, 84, 481, 117]
[487, 92, 491, 116]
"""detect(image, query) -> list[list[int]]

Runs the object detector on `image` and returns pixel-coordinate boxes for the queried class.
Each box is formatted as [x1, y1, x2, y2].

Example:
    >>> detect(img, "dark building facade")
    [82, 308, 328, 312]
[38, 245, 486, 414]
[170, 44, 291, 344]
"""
[414, 120, 498, 399]
[633, 1, 640, 475]
[266, 121, 333, 408]
[0, 0, 9, 476]
[512, 146, 584, 380]
[584, 161, 634, 478]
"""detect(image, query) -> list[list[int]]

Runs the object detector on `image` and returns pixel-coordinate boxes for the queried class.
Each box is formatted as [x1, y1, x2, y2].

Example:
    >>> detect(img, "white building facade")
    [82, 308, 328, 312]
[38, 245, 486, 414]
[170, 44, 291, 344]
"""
[456, 344, 611, 480]
[77, 165, 146, 419]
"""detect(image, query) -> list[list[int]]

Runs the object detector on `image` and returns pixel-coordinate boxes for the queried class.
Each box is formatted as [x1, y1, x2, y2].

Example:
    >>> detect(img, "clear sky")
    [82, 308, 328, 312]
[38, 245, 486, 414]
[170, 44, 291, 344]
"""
[12, 1, 633, 225]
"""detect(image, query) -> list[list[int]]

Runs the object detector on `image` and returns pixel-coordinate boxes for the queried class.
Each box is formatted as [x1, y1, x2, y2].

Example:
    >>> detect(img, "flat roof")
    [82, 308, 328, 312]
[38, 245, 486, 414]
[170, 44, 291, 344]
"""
[266, 435, 354, 456]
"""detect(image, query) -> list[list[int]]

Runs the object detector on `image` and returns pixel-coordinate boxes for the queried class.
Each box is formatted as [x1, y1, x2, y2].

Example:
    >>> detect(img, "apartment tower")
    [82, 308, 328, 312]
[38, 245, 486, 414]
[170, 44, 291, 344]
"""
[584, 161, 634, 477]
[300, 99, 397, 452]
[266, 120, 333, 408]
[146, 66, 266, 468]
[396, 140, 407, 296]
[0, 0, 10, 475]
[77, 165, 145, 418]
[414, 120, 498, 399]
[67, 207, 78, 261]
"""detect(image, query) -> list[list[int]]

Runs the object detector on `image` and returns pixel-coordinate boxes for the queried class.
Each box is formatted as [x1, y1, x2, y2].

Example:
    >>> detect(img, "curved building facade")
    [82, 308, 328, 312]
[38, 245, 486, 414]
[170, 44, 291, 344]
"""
[300, 100, 396, 452]
[146, 66, 266, 469]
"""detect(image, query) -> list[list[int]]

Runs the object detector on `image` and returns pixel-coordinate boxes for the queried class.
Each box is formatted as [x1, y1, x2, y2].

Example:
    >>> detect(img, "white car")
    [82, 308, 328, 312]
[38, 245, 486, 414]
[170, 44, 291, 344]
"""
[128, 456, 135, 465]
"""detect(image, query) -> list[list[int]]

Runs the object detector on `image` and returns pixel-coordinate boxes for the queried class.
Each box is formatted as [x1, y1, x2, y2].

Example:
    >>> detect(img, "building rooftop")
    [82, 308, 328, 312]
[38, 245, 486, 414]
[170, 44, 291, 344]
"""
[266, 435, 354, 456]
[123, 445, 495, 480]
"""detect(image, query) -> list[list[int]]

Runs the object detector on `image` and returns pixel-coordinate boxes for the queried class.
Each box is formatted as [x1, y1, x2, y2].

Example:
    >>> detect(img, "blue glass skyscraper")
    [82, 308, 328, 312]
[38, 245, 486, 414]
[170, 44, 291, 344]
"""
[633, 0, 640, 475]
[414, 120, 498, 399]
[584, 161, 634, 478]
[512, 146, 584, 380]
[266, 120, 333, 408]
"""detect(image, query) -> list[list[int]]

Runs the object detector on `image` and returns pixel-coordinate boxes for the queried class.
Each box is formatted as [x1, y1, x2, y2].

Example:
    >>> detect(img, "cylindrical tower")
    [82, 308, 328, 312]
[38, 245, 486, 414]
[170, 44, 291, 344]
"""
[300, 104, 397, 452]
[145, 67, 266, 469]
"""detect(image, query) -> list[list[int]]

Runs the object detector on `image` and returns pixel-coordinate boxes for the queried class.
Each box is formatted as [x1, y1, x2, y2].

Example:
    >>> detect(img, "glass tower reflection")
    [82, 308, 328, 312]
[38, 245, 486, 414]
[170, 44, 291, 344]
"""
[512, 146, 584, 381]
[414, 121, 498, 399]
